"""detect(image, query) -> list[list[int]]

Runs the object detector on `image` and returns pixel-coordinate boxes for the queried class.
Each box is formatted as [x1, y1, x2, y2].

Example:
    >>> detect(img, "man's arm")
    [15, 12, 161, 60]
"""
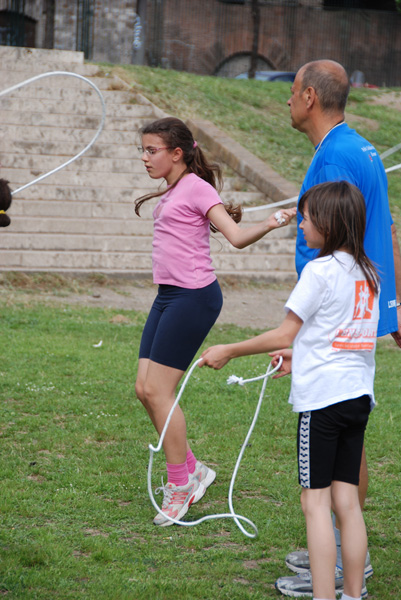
[391, 223, 401, 348]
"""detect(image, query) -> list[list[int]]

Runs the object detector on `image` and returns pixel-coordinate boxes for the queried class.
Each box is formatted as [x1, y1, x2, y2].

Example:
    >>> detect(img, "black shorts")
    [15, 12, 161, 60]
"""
[297, 395, 371, 489]
[139, 280, 223, 371]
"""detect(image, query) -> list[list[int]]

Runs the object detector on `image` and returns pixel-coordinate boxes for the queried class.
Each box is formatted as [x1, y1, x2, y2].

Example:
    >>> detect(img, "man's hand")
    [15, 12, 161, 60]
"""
[391, 309, 401, 348]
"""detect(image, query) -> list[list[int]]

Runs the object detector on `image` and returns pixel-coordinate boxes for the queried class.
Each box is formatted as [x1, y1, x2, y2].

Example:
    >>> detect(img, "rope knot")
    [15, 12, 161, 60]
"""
[227, 375, 244, 386]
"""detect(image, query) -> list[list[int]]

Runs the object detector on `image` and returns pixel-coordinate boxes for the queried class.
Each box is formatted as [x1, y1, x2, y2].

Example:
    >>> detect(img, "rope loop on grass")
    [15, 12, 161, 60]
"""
[147, 356, 283, 538]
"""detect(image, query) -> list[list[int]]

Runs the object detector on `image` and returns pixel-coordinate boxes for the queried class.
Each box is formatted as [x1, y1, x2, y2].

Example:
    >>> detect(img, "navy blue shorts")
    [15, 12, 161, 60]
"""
[139, 280, 223, 371]
[297, 395, 371, 489]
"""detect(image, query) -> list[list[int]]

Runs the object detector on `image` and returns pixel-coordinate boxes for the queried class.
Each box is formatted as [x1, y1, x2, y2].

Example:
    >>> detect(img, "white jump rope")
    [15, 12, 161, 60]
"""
[3, 72, 399, 534]
[0, 71, 107, 196]
[147, 356, 283, 538]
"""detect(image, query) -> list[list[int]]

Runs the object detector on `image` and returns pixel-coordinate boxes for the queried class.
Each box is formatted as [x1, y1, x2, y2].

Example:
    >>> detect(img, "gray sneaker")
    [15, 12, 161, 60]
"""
[275, 569, 368, 598]
[190, 460, 216, 491]
[285, 549, 373, 579]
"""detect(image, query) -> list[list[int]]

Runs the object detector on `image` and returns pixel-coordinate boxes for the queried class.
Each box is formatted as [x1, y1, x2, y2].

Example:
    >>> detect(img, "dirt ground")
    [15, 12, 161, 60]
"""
[33, 277, 294, 330]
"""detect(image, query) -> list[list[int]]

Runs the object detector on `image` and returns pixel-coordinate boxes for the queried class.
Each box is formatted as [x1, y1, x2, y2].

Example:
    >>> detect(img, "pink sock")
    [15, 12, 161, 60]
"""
[166, 461, 189, 487]
[186, 449, 197, 474]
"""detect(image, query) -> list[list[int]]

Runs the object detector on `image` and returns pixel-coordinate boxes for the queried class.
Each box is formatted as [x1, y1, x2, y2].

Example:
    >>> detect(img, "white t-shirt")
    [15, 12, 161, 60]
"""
[152, 173, 223, 289]
[285, 251, 379, 413]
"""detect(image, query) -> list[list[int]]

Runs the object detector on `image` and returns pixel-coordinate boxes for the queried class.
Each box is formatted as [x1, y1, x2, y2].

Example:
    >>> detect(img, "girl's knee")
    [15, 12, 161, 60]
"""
[300, 487, 331, 517]
[138, 380, 161, 411]
[300, 488, 312, 516]
[135, 379, 144, 402]
[135, 378, 155, 407]
[331, 481, 360, 517]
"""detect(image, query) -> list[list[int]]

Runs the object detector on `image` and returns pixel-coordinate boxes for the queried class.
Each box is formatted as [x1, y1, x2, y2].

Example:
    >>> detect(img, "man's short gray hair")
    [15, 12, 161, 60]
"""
[301, 61, 350, 113]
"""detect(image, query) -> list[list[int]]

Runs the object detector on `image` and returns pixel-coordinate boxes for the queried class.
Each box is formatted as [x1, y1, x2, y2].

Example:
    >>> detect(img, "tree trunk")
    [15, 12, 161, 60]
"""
[248, 0, 260, 79]
[44, 0, 55, 49]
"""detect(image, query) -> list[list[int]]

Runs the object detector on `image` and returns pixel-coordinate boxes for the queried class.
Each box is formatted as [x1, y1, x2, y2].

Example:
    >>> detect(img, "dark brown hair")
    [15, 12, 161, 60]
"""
[134, 117, 241, 231]
[298, 181, 379, 294]
[0, 179, 12, 228]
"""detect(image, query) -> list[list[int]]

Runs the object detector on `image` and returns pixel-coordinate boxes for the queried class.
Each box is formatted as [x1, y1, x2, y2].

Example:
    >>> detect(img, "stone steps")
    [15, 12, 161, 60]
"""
[0, 45, 297, 282]
[2, 154, 146, 174]
[5, 87, 135, 103]
[0, 124, 148, 145]
[0, 249, 296, 278]
[2, 167, 149, 189]
[0, 230, 295, 254]
[2, 140, 141, 160]
[0, 109, 151, 130]
[0, 64, 105, 88]
[0, 97, 153, 119]
[0, 46, 84, 64]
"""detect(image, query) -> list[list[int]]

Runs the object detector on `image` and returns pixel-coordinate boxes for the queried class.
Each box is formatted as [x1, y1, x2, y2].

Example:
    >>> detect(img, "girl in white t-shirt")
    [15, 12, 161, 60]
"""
[200, 181, 379, 600]
[134, 117, 296, 526]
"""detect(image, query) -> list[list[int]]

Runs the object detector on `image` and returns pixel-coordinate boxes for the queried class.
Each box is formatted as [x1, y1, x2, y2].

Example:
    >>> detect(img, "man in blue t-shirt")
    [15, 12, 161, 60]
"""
[275, 60, 401, 599]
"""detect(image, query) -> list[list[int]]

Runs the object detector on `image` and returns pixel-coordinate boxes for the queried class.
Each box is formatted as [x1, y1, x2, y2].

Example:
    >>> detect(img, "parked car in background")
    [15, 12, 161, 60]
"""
[235, 71, 296, 82]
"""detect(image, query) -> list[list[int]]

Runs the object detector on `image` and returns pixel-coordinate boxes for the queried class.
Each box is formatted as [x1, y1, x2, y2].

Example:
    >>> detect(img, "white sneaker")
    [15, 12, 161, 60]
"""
[153, 478, 206, 527]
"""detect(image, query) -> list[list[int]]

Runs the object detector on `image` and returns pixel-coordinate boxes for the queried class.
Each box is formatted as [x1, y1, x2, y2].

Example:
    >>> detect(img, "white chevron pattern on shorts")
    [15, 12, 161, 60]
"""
[299, 411, 311, 488]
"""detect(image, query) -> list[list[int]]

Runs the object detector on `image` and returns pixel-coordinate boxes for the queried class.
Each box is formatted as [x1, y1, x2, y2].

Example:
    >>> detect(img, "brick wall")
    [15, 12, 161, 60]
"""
[146, 0, 401, 86]
[1, 1, 400, 86]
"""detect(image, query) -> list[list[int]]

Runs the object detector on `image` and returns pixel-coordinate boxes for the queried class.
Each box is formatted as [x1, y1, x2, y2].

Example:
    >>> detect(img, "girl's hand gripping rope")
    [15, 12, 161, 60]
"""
[268, 348, 293, 379]
[198, 344, 233, 370]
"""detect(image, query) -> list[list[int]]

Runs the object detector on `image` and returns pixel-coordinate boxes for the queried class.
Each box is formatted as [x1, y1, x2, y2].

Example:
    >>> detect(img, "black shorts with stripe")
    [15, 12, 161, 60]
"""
[297, 395, 371, 489]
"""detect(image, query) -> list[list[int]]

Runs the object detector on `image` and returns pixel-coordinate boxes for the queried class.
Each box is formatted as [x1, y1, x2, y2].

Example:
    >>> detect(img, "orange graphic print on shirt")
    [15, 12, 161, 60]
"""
[332, 281, 376, 351]
[352, 281, 375, 320]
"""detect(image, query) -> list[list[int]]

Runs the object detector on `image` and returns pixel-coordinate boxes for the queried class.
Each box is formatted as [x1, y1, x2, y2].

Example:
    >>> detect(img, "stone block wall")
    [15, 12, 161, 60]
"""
[0, 0, 137, 63]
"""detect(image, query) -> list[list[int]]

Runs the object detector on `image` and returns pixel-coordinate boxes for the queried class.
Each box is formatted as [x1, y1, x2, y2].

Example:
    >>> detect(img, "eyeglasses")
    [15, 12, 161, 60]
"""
[138, 146, 171, 156]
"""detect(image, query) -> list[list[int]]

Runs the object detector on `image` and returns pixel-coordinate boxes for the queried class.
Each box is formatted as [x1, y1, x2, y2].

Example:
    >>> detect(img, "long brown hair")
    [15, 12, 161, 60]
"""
[298, 181, 379, 294]
[134, 117, 241, 231]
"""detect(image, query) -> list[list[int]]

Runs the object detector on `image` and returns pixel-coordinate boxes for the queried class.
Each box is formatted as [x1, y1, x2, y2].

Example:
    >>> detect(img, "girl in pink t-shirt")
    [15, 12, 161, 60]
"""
[135, 117, 296, 526]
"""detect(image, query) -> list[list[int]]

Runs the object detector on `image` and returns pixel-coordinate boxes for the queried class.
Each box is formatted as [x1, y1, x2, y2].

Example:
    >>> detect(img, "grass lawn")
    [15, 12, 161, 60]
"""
[1, 65, 400, 598]
[0, 277, 399, 599]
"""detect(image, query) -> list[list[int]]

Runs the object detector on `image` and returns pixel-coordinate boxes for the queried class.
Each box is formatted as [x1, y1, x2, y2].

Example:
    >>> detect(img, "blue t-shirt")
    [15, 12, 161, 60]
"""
[296, 122, 397, 337]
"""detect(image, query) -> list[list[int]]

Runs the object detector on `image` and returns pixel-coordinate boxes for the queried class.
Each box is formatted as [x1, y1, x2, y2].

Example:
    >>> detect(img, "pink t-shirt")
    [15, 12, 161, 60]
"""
[152, 173, 223, 288]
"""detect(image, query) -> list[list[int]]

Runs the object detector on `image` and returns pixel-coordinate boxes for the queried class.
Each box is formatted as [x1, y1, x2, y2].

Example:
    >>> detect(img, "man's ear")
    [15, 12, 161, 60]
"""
[303, 86, 317, 110]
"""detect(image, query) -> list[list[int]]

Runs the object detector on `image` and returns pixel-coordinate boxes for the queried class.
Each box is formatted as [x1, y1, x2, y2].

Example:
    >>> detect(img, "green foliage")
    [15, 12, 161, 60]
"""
[0, 293, 399, 598]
